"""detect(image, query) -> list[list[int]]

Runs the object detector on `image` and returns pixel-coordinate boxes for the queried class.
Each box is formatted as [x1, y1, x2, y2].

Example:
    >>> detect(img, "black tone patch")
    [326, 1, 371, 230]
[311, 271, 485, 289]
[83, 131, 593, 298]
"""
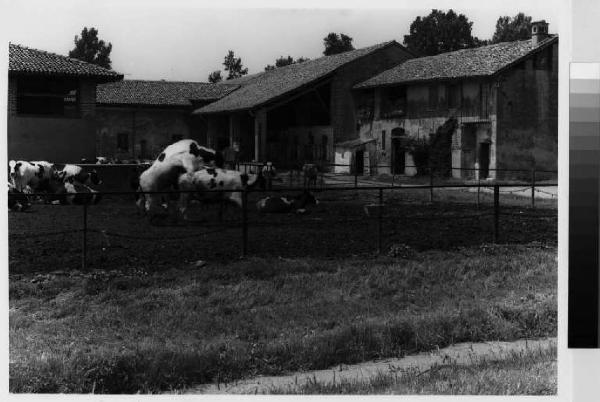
[241, 173, 249, 186]
[189, 142, 200, 156]
[158, 152, 166, 162]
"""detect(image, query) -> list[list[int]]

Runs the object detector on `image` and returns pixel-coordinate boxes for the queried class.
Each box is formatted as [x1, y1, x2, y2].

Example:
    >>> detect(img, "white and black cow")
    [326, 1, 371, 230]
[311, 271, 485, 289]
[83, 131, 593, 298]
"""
[177, 167, 261, 220]
[9, 160, 48, 193]
[136, 140, 223, 217]
[256, 190, 319, 214]
[54, 164, 102, 186]
[8, 182, 32, 212]
[43, 179, 102, 206]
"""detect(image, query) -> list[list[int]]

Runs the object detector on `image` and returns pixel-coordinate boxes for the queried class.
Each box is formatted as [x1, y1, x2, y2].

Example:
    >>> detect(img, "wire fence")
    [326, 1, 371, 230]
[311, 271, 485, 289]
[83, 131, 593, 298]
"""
[8, 181, 557, 273]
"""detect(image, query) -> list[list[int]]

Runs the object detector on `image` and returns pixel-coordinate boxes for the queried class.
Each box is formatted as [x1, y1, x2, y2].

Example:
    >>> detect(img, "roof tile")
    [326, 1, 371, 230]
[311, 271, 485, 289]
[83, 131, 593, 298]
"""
[355, 36, 558, 88]
[96, 80, 239, 106]
[195, 41, 402, 114]
[9, 43, 123, 81]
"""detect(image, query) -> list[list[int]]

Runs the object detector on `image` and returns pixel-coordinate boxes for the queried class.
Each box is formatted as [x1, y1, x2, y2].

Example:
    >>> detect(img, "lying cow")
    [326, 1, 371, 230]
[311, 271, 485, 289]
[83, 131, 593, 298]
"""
[8, 182, 32, 212]
[256, 190, 319, 214]
[177, 167, 262, 221]
[136, 140, 223, 216]
[43, 179, 102, 206]
[303, 164, 319, 188]
[54, 164, 102, 186]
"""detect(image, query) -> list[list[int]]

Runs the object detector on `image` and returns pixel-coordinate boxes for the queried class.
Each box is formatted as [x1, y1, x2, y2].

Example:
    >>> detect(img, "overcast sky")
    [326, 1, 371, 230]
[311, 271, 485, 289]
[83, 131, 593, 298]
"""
[3, 0, 563, 82]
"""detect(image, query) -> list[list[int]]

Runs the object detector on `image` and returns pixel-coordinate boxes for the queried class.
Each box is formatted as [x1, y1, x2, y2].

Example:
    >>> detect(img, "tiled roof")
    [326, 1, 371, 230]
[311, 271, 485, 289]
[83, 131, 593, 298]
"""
[9, 43, 123, 82]
[195, 41, 404, 114]
[355, 36, 558, 88]
[96, 80, 240, 107]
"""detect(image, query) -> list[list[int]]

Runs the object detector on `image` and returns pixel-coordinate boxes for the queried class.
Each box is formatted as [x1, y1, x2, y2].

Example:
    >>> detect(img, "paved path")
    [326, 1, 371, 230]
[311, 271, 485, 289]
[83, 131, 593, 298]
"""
[176, 337, 556, 394]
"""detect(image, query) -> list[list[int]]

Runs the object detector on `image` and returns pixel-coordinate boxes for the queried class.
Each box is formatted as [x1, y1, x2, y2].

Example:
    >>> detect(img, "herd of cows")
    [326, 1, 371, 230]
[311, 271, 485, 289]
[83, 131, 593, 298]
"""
[8, 139, 321, 222]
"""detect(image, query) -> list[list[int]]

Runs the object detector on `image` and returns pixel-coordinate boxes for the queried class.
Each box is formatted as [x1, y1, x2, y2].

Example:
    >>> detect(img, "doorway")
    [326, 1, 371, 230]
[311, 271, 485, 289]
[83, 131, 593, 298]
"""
[392, 138, 406, 174]
[354, 150, 364, 174]
[479, 142, 490, 179]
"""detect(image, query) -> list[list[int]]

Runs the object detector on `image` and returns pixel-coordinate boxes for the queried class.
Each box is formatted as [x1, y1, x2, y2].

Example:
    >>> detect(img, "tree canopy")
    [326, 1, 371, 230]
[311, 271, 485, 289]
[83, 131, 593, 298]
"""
[323, 33, 354, 56]
[68, 27, 113, 69]
[208, 70, 222, 83]
[264, 55, 309, 71]
[403, 9, 481, 56]
[223, 50, 248, 80]
[491, 13, 532, 43]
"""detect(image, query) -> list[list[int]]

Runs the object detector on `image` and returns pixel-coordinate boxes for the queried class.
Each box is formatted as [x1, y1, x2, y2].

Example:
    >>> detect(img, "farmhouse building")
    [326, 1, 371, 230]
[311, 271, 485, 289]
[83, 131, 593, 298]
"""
[193, 41, 415, 168]
[353, 21, 558, 179]
[7, 43, 123, 162]
[94, 80, 238, 160]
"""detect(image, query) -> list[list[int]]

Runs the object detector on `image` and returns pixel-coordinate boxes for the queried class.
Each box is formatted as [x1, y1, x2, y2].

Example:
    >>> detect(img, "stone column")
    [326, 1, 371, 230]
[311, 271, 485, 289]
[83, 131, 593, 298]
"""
[254, 109, 267, 161]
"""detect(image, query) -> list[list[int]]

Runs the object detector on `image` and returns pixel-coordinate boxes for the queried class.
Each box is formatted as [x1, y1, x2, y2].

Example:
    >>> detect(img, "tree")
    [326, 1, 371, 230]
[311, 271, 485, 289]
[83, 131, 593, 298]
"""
[403, 9, 481, 56]
[222, 50, 248, 80]
[264, 55, 309, 71]
[491, 13, 532, 43]
[323, 33, 354, 56]
[69, 27, 113, 69]
[208, 70, 222, 83]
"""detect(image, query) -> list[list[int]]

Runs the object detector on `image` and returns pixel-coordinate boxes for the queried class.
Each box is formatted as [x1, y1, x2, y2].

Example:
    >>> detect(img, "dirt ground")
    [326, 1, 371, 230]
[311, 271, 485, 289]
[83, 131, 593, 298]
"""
[8, 188, 556, 274]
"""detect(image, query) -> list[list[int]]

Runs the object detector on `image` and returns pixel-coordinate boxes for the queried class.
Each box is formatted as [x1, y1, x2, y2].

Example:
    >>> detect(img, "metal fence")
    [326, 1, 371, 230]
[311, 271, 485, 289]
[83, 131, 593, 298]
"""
[8, 181, 557, 273]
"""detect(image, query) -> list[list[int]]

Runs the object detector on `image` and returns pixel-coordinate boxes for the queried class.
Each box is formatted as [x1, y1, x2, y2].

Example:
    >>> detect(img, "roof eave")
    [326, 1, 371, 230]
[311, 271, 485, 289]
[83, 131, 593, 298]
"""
[493, 36, 558, 78]
[9, 70, 123, 83]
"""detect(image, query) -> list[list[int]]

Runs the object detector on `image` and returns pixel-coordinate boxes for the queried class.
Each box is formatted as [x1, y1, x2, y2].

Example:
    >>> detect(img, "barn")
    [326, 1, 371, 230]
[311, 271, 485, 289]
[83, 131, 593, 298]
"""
[353, 21, 558, 179]
[193, 41, 415, 169]
[7, 43, 123, 162]
[94, 80, 239, 160]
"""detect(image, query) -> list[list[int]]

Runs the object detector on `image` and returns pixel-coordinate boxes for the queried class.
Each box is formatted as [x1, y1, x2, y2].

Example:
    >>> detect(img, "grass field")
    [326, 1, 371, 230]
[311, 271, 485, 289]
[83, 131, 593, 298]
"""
[269, 343, 556, 395]
[9, 243, 557, 393]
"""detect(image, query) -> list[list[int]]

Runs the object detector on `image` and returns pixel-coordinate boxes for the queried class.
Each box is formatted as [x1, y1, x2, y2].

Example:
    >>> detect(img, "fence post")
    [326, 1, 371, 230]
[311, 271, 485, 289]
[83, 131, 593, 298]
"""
[429, 164, 434, 203]
[82, 203, 88, 270]
[531, 168, 536, 209]
[493, 184, 499, 243]
[241, 190, 248, 257]
[378, 188, 383, 254]
[477, 176, 481, 209]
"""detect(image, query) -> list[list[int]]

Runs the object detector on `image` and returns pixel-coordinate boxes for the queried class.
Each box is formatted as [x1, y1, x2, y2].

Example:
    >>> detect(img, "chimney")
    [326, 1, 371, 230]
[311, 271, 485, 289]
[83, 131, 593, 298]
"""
[531, 20, 549, 45]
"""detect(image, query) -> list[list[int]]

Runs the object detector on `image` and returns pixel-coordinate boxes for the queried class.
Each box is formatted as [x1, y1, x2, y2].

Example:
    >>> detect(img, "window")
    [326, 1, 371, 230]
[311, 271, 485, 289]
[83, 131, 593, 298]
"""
[16, 77, 77, 116]
[381, 130, 386, 150]
[117, 133, 129, 152]
[381, 86, 406, 117]
[428, 85, 438, 110]
[448, 84, 461, 108]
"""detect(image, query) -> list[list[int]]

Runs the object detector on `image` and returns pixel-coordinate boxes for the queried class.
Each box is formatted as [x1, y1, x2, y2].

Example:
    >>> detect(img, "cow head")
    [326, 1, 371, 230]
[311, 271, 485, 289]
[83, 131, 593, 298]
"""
[35, 165, 45, 179]
[89, 169, 102, 185]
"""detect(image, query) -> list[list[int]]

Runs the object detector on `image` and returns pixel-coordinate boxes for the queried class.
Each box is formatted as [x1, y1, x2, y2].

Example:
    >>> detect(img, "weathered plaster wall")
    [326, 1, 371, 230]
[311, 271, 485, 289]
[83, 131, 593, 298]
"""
[95, 106, 193, 160]
[331, 45, 414, 144]
[495, 42, 558, 175]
